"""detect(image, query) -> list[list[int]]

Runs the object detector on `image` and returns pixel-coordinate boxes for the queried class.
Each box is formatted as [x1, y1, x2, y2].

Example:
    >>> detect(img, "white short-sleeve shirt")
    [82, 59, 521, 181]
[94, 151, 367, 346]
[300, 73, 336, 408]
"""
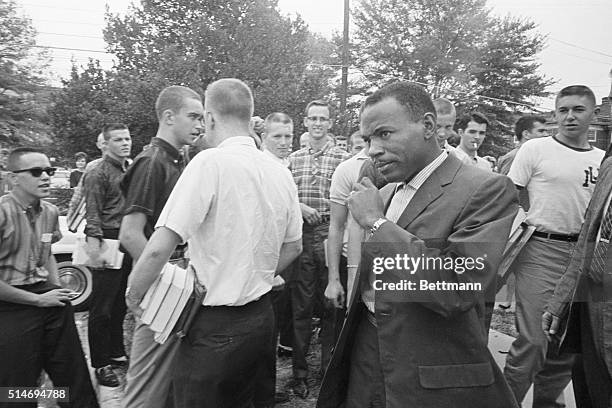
[156, 136, 303, 306]
[508, 136, 604, 235]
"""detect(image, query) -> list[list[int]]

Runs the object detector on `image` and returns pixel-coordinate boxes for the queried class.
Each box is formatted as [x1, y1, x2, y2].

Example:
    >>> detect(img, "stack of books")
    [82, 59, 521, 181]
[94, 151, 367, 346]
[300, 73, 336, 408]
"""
[139, 263, 195, 344]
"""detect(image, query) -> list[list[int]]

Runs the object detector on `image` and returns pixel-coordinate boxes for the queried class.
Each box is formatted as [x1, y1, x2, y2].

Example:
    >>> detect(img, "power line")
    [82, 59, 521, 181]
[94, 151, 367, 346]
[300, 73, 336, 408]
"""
[20, 2, 105, 13]
[546, 47, 612, 66]
[550, 38, 612, 60]
[32, 45, 110, 54]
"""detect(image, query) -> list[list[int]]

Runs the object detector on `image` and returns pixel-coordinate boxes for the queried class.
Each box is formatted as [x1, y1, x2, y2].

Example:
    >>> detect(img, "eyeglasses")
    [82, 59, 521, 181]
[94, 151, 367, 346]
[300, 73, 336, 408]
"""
[306, 116, 330, 123]
[13, 167, 56, 177]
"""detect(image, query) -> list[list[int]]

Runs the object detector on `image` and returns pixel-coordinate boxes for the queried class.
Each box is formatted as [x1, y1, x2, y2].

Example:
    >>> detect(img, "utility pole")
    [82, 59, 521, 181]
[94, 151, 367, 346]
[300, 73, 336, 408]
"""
[340, 0, 350, 131]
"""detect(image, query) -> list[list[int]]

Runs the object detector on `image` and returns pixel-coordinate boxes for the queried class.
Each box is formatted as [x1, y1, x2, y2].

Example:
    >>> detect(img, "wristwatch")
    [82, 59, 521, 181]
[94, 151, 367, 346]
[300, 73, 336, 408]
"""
[369, 218, 388, 235]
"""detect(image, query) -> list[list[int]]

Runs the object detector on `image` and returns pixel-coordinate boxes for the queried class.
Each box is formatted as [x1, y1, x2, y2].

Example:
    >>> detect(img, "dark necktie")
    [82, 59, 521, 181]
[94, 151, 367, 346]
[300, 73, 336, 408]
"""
[589, 199, 612, 283]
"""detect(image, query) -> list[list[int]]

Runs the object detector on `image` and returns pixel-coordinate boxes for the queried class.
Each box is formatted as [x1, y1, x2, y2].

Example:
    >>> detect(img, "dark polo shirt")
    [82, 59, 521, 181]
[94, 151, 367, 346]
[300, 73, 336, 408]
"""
[120, 137, 183, 239]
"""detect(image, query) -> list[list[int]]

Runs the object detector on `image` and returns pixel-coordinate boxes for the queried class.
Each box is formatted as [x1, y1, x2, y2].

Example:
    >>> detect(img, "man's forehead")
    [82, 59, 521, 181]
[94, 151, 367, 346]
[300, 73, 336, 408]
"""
[109, 129, 130, 138]
[556, 95, 593, 109]
[306, 105, 329, 117]
[465, 120, 486, 130]
[18, 152, 49, 166]
[268, 122, 293, 135]
[437, 113, 456, 125]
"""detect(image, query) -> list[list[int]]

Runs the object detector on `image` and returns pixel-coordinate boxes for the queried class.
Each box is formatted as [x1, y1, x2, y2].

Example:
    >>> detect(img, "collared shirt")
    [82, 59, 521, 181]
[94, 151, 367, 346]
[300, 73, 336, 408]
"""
[443, 141, 455, 154]
[121, 137, 183, 239]
[454, 146, 492, 172]
[156, 136, 303, 306]
[263, 148, 289, 167]
[0, 193, 62, 286]
[288, 140, 351, 217]
[84, 155, 128, 238]
[363, 151, 448, 313]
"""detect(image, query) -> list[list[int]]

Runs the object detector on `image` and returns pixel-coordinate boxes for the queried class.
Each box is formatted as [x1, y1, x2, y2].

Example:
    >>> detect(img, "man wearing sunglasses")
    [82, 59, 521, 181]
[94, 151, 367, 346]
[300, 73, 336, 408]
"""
[83, 122, 133, 387]
[0, 147, 99, 407]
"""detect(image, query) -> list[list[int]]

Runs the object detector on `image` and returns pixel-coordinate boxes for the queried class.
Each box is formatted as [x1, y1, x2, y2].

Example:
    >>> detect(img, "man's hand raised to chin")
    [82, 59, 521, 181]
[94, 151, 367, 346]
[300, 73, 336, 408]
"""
[347, 177, 385, 230]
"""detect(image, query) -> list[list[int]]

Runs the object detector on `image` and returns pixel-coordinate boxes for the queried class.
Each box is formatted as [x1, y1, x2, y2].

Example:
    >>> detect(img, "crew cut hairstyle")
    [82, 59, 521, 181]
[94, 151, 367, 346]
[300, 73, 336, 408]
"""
[155, 85, 202, 121]
[556, 85, 596, 106]
[102, 123, 129, 141]
[455, 111, 489, 132]
[304, 100, 332, 118]
[264, 112, 293, 131]
[433, 98, 456, 116]
[205, 78, 254, 123]
[514, 115, 546, 141]
[360, 82, 436, 123]
[7, 147, 45, 171]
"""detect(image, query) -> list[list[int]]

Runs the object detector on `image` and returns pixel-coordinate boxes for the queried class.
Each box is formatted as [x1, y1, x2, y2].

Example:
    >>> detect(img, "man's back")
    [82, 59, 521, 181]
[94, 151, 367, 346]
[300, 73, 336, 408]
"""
[157, 136, 302, 306]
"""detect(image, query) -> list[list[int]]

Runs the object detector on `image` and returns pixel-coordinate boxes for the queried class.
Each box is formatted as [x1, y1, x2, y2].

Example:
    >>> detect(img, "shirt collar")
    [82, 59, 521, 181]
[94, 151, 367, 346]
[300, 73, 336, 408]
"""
[308, 139, 333, 156]
[218, 136, 257, 149]
[263, 148, 289, 166]
[7, 192, 42, 215]
[355, 149, 369, 160]
[150, 137, 181, 160]
[104, 154, 129, 171]
[401, 151, 448, 191]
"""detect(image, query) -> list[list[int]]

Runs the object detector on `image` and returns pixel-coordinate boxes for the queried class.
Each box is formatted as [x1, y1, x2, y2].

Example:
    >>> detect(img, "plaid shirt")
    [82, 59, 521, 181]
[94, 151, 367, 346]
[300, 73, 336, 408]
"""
[0, 193, 62, 286]
[288, 140, 350, 217]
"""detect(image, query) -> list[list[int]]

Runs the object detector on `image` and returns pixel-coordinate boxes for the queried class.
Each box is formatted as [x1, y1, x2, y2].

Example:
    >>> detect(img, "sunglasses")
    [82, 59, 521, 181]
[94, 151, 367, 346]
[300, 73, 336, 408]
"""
[13, 167, 57, 177]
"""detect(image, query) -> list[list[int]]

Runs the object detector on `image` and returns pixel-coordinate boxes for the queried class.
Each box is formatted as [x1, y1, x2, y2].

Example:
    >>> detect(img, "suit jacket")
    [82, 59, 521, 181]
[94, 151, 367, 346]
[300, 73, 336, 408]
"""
[547, 157, 612, 373]
[317, 154, 519, 408]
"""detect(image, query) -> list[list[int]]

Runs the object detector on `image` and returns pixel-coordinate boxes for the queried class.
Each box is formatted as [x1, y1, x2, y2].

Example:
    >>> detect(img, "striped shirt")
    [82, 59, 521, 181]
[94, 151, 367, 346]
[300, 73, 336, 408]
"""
[288, 140, 351, 217]
[0, 193, 62, 286]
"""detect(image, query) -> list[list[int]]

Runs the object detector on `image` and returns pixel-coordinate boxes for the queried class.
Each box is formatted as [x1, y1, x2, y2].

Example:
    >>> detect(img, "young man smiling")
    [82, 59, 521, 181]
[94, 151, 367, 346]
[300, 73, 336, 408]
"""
[84, 122, 133, 387]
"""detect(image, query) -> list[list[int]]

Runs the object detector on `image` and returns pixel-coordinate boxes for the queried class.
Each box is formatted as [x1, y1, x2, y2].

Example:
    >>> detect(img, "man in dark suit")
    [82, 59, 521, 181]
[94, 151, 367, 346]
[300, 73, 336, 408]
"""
[317, 82, 519, 408]
[543, 151, 612, 408]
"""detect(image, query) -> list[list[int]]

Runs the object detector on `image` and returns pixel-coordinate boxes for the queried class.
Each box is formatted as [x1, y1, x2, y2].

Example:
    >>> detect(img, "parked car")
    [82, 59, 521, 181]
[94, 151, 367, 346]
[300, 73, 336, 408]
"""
[50, 169, 70, 189]
[52, 216, 92, 312]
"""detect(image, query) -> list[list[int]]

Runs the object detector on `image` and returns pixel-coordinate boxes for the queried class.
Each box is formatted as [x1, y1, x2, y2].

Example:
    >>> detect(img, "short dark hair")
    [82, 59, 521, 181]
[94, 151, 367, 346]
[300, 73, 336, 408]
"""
[556, 85, 596, 107]
[360, 82, 435, 122]
[74, 151, 88, 162]
[155, 85, 202, 121]
[455, 112, 489, 132]
[514, 116, 546, 141]
[304, 100, 331, 118]
[102, 123, 129, 141]
[7, 147, 45, 171]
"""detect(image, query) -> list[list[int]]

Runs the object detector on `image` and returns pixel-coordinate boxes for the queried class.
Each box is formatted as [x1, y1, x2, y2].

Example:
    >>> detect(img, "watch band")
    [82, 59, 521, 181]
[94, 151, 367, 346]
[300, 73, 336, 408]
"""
[369, 218, 388, 235]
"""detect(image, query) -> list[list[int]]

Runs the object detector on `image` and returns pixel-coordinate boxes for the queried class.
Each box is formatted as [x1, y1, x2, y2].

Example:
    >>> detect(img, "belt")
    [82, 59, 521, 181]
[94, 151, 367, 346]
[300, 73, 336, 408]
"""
[531, 230, 579, 242]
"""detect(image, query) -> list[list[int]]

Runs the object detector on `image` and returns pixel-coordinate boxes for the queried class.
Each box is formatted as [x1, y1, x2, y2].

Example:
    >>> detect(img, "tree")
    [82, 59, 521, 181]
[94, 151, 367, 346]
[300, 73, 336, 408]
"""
[50, 0, 336, 154]
[0, 0, 52, 147]
[352, 0, 554, 156]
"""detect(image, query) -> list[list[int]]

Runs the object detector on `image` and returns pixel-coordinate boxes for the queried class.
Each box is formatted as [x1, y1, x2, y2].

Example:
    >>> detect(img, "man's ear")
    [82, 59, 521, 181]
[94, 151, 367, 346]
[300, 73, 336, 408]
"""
[162, 109, 174, 125]
[423, 112, 436, 140]
[206, 111, 215, 129]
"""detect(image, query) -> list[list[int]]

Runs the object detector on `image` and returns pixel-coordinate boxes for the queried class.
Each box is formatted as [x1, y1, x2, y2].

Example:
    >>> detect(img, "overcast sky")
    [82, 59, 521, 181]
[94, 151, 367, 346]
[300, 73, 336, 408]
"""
[15, 0, 612, 110]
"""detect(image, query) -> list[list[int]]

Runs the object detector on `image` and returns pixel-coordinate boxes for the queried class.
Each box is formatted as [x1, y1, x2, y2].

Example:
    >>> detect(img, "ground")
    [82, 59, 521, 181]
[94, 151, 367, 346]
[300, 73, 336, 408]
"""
[37, 307, 516, 407]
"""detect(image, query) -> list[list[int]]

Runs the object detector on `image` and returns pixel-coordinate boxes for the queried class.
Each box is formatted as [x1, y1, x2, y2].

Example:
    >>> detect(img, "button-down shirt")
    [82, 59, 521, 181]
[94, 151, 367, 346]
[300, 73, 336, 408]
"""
[263, 148, 289, 167]
[288, 140, 351, 217]
[121, 137, 183, 239]
[156, 136, 303, 306]
[84, 155, 128, 238]
[0, 193, 62, 286]
[363, 151, 448, 312]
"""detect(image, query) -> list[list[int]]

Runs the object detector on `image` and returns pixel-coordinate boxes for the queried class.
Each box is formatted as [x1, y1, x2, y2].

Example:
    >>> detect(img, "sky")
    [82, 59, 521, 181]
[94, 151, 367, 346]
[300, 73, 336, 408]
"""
[14, 0, 612, 111]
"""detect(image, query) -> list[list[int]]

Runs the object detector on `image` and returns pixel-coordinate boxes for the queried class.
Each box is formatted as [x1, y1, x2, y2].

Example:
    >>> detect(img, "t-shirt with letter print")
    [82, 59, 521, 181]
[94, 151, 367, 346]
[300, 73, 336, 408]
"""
[508, 135, 604, 235]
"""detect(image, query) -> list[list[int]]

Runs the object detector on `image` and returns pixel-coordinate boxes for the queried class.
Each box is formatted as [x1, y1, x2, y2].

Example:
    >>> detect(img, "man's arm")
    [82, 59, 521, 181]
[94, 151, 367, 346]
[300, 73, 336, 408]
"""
[325, 202, 349, 307]
[276, 239, 302, 276]
[119, 212, 149, 262]
[45, 253, 60, 286]
[0, 280, 72, 307]
[126, 226, 182, 314]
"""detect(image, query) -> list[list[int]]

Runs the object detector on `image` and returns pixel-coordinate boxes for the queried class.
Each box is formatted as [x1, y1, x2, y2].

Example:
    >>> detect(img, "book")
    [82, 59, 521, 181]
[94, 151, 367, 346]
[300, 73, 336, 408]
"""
[72, 237, 124, 269]
[149, 264, 189, 333]
[154, 268, 195, 344]
[140, 264, 175, 325]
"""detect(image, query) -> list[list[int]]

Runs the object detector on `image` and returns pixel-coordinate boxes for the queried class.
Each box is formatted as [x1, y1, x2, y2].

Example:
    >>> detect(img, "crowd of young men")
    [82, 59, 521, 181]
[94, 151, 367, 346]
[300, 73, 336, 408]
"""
[0, 80, 611, 408]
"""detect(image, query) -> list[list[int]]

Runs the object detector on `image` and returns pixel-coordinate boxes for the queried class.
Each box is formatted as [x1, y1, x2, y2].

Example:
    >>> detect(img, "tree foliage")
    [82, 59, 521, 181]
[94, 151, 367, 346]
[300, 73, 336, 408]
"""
[49, 0, 336, 155]
[0, 0, 52, 147]
[352, 0, 554, 155]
